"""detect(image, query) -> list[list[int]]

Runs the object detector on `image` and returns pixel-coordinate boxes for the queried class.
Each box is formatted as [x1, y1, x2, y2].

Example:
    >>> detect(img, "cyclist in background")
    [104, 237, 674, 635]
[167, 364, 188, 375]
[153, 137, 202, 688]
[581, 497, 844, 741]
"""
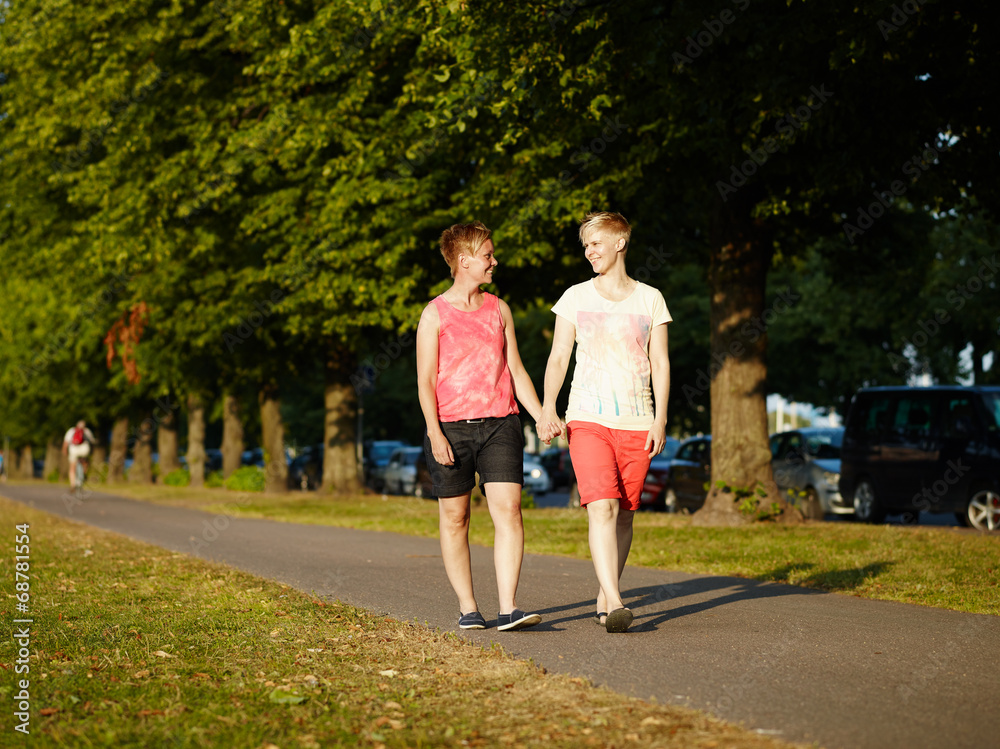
[62, 420, 96, 491]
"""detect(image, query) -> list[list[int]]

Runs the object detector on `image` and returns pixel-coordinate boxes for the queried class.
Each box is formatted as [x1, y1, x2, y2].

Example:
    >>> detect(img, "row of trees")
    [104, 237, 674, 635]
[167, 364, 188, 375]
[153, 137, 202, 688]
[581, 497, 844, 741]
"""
[2, 1, 997, 522]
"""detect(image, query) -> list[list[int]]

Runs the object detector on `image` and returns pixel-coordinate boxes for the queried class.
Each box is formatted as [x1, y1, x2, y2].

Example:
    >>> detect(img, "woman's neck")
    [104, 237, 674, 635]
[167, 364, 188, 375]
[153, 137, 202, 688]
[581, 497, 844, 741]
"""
[442, 278, 485, 309]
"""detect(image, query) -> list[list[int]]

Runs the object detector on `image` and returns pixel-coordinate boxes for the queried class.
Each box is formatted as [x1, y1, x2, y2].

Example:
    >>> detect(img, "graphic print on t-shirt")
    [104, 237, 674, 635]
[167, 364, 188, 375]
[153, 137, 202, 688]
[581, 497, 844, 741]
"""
[574, 310, 652, 418]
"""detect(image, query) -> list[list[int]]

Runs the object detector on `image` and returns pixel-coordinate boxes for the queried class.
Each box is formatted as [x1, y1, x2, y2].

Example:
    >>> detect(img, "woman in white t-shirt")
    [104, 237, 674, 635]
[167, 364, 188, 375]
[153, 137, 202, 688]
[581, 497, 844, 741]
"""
[541, 212, 671, 633]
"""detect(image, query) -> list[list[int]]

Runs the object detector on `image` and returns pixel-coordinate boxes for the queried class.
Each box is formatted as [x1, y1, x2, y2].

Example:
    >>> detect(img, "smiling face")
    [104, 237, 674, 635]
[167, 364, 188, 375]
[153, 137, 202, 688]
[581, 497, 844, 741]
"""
[582, 229, 624, 273]
[465, 239, 497, 283]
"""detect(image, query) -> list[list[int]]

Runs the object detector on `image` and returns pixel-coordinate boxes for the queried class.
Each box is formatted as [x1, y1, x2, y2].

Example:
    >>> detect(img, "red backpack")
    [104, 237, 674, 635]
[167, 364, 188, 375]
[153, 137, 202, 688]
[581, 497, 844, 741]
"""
[71, 427, 85, 445]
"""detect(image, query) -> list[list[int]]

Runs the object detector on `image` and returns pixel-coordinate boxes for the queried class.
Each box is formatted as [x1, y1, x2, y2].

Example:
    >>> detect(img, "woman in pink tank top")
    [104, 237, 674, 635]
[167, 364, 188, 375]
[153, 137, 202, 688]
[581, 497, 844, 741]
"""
[416, 221, 561, 631]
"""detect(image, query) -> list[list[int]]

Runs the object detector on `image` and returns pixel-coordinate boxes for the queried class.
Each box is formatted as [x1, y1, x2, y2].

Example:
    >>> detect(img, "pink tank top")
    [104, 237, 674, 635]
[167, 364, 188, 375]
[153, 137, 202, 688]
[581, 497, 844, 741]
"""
[433, 293, 519, 421]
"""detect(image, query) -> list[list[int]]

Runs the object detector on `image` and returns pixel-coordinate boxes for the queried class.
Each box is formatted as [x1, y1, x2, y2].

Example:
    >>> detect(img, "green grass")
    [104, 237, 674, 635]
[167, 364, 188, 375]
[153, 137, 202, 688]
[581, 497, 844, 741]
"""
[93, 481, 1000, 616]
[0, 496, 804, 749]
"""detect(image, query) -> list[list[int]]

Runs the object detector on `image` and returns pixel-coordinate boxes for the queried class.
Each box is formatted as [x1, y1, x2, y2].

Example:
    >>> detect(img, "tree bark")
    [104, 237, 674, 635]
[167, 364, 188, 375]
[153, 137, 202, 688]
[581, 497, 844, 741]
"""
[157, 404, 181, 474]
[259, 383, 288, 493]
[17, 445, 34, 479]
[221, 392, 244, 478]
[323, 347, 362, 494]
[187, 393, 207, 487]
[129, 413, 154, 484]
[90, 443, 108, 483]
[692, 217, 802, 527]
[44, 437, 62, 481]
[108, 417, 129, 482]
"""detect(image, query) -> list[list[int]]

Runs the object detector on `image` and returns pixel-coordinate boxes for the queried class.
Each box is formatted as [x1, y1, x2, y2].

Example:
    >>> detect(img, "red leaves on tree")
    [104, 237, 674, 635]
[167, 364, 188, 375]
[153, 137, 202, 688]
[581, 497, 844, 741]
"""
[104, 302, 149, 384]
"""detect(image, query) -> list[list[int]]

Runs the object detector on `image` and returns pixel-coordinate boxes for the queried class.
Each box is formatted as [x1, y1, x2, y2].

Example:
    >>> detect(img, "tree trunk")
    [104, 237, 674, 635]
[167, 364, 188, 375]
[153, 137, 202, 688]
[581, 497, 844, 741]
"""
[259, 383, 288, 493]
[17, 445, 34, 479]
[108, 417, 129, 482]
[44, 437, 62, 482]
[157, 404, 180, 474]
[221, 393, 244, 478]
[187, 393, 207, 487]
[129, 413, 154, 484]
[692, 219, 802, 527]
[323, 348, 362, 494]
[90, 443, 108, 483]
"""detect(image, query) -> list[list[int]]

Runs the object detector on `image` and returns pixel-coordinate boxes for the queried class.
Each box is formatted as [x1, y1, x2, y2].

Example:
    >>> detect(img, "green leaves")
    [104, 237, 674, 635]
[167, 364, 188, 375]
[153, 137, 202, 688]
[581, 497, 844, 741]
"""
[268, 687, 308, 705]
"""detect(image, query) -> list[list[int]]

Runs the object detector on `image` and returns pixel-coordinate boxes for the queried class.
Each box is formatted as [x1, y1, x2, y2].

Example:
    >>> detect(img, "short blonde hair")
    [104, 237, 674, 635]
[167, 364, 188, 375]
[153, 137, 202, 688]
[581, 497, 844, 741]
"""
[579, 211, 631, 251]
[439, 221, 493, 278]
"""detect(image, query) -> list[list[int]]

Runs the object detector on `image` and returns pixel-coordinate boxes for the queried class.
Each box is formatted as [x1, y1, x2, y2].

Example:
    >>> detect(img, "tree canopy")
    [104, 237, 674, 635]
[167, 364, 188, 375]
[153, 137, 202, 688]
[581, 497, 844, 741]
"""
[2, 1, 996, 516]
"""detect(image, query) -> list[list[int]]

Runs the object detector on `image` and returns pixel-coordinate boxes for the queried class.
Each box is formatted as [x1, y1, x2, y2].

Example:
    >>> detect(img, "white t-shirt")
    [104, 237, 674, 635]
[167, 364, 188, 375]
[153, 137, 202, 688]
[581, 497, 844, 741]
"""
[63, 426, 95, 444]
[64, 426, 95, 455]
[552, 279, 671, 430]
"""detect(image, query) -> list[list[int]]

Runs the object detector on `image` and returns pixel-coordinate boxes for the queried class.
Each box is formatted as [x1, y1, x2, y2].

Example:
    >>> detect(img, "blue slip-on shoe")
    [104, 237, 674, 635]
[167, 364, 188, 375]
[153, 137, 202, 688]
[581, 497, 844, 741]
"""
[458, 611, 486, 630]
[496, 609, 542, 631]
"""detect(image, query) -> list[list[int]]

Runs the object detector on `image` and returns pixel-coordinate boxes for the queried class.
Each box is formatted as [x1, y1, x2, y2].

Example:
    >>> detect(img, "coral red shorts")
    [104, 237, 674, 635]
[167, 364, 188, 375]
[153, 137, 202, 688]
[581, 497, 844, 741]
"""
[567, 421, 652, 511]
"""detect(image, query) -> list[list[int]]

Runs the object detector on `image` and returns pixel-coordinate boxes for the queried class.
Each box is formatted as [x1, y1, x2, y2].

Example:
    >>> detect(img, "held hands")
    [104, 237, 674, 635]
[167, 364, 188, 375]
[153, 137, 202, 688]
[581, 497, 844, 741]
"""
[536, 406, 567, 445]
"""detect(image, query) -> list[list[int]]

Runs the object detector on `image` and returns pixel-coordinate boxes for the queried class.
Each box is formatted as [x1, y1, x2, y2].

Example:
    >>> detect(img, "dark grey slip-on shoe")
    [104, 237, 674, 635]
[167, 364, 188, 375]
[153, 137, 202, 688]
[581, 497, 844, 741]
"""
[496, 609, 542, 631]
[459, 611, 486, 630]
[605, 607, 633, 633]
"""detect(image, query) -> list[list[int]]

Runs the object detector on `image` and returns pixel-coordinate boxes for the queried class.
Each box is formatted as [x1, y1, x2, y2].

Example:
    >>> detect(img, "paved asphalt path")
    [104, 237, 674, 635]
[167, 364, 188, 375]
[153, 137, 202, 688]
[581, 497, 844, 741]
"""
[3, 483, 998, 749]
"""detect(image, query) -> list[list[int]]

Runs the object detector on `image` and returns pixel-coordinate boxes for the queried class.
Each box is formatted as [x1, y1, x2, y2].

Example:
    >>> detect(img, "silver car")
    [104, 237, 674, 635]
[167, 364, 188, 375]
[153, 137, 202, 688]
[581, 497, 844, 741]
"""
[382, 447, 423, 495]
[523, 453, 551, 494]
[770, 427, 851, 519]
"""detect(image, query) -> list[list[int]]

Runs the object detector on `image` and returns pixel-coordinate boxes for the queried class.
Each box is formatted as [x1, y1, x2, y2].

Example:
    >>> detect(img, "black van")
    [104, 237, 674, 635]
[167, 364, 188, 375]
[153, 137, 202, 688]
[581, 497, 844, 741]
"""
[839, 386, 1000, 531]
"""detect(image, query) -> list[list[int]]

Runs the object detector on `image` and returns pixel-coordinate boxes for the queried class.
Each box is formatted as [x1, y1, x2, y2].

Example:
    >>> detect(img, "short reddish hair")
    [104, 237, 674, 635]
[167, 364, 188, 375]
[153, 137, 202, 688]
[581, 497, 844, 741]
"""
[439, 221, 492, 277]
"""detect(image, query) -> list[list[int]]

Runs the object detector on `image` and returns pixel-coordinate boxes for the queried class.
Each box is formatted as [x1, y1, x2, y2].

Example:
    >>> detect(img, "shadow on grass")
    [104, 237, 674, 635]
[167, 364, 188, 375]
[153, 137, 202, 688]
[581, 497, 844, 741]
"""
[794, 561, 897, 593]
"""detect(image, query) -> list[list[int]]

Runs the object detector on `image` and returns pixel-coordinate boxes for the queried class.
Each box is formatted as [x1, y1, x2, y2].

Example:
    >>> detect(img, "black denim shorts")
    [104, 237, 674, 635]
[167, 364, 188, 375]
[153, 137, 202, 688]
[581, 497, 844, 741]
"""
[423, 414, 523, 498]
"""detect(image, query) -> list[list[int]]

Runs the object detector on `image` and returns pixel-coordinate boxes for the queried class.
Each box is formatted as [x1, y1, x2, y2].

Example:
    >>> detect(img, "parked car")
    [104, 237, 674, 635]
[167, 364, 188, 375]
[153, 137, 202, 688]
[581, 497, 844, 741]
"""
[288, 444, 323, 490]
[364, 439, 407, 490]
[204, 448, 224, 473]
[523, 453, 551, 494]
[414, 451, 435, 499]
[839, 386, 1000, 531]
[770, 427, 850, 520]
[241, 447, 265, 467]
[538, 447, 573, 490]
[382, 446, 424, 495]
[640, 436, 710, 512]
